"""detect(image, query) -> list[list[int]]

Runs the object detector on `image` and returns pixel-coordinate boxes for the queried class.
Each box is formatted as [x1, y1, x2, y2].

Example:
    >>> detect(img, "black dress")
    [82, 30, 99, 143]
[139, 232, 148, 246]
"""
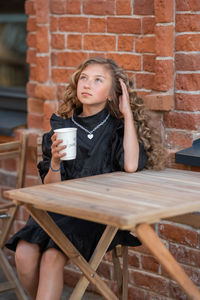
[6, 108, 147, 261]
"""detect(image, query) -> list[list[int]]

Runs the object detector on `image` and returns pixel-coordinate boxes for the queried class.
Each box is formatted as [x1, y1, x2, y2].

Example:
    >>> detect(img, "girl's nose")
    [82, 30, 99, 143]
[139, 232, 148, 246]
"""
[83, 79, 92, 89]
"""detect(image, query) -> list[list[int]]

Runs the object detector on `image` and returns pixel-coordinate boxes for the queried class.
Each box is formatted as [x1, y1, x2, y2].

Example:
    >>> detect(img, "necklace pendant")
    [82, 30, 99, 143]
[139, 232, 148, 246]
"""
[87, 133, 94, 139]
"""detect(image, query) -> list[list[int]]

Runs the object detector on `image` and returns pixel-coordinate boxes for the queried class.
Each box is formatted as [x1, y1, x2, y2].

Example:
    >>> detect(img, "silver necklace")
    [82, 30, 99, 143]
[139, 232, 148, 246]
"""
[71, 113, 110, 139]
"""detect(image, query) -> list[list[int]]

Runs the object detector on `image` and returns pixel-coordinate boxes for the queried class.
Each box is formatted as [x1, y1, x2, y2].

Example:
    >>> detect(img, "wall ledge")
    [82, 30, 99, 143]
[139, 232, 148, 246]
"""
[144, 93, 174, 111]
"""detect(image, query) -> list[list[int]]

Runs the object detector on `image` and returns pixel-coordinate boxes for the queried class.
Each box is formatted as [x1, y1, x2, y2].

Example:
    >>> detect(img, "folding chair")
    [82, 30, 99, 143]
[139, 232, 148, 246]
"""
[0, 132, 28, 300]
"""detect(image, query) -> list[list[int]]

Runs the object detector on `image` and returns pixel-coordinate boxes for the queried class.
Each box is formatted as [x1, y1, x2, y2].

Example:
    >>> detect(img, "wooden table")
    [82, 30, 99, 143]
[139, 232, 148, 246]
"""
[5, 168, 200, 300]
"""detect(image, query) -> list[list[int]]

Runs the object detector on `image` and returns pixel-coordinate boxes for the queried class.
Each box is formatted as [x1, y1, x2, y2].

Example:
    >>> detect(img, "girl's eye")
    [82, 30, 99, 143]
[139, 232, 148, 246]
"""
[80, 75, 87, 80]
[95, 78, 102, 83]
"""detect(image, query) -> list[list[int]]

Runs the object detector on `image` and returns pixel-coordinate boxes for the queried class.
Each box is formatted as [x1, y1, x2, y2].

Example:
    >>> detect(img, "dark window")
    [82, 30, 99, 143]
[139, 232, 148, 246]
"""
[0, 0, 27, 137]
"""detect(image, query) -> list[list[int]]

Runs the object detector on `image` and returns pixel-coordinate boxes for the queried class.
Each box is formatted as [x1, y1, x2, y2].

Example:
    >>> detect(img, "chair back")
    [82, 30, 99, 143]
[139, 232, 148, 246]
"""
[0, 132, 27, 190]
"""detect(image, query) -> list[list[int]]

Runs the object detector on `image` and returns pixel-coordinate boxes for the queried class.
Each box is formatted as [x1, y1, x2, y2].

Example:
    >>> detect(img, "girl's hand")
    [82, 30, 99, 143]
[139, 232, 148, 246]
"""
[51, 133, 66, 166]
[119, 79, 132, 118]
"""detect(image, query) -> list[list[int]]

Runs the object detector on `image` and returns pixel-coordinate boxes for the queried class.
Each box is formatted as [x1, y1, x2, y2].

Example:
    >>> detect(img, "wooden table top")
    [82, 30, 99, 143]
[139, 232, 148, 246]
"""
[5, 168, 200, 230]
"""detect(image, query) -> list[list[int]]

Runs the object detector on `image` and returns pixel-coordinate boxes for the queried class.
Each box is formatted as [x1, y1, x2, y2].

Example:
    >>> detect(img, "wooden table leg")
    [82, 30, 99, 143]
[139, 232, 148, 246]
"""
[135, 223, 200, 300]
[69, 225, 118, 300]
[25, 205, 118, 300]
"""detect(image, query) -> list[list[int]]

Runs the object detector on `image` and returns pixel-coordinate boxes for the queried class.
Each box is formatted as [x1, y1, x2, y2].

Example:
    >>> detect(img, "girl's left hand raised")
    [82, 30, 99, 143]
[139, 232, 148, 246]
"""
[118, 79, 132, 118]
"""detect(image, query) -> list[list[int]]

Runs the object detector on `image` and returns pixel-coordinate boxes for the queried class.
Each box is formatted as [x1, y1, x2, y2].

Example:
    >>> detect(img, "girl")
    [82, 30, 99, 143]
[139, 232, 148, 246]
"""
[6, 57, 166, 300]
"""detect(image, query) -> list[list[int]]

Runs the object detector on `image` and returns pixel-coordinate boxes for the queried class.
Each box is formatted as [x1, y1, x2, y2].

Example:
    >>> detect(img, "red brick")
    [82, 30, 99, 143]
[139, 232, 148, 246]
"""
[27, 113, 44, 130]
[169, 280, 191, 300]
[159, 223, 198, 247]
[175, 93, 200, 111]
[144, 93, 174, 111]
[169, 244, 200, 268]
[128, 286, 146, 300]
[89, 18, 106, 33]
[107, 17, 141, 34]
[176, 14, 200, 32]
[28, 98, 44, 114]
[51, 52, 57, 67]
[135, 36, 155, 53]
[154, 0, 174, 23]
[136, 73, 154, 90]
[43, 101, 58, 132]
[116, 0, 132, 15]
[59, 17, 88, 33]
[3, 159, 17, 172]
[84, 35, 116, 51]
[57, 52, 87, 68]
[176, 34, 200, 51]
[128, 251, 140, 268]
[83, 0, 115, 15]
[141, 255, 160, 273]
[176, 0, 200, 11]
[154, 60, 174, 92]
[36, 56, 49, 82]
[118, 36, 134, 52]
[155, 26, 174, 57]
[26, 49, 36, 64]
[107, 53, 141, 71]
[142, 17, 155, 34]
[25, 147, 38, 176]
[97, 261, 113, 280]
[134, 0, 154, 15]
[35, 85, 57, 100]
[30, 65, 36, 81]
[26, 33, 36, 48]
[25, 175, 41, 187]
[27, 17, 37, 32]
[25, 0, 36, 15]
[67, 34, 82, 50]
[35, 0, 49, 24]
[50, 16, 58, 32]
[26, 82, 36, 98]
[130, 270, 169, 296]
[26, 130, 39, 147]
[52, 68, 74, 83]
[143, 55, 155, 72]
[50, 0, 66, 14]
[165, 130, 193, 149]
[176, 53, 200, 71]
[51, 34, 65, 49]
[176, 74, 200, 92]
[36, 26, 49, 53]
[164, 111, 200, 130]
[66, 0, 81, 14]
[183, 264, 200, 284]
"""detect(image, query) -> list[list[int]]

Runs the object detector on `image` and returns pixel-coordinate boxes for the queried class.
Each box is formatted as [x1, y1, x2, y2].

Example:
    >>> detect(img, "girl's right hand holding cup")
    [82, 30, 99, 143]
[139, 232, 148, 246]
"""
[51, 133, 67, 168]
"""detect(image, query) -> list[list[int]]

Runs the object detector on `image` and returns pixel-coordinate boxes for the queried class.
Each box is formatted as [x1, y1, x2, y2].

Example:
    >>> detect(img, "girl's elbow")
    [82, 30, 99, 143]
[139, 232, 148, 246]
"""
[124, 164, 138, 173]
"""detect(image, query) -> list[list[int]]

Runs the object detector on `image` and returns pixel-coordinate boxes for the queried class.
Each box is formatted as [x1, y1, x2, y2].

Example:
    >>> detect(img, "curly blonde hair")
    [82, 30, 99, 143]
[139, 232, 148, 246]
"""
[58, 57, 166, 170]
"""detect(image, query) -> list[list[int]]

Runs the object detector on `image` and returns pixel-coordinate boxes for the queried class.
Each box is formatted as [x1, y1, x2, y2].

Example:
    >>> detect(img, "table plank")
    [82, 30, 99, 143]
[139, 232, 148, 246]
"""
[4, 169, 200, 230]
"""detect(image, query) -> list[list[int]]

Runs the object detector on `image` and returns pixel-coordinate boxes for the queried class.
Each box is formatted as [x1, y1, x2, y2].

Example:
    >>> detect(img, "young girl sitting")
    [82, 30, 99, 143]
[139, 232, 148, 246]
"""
[6, 57, 166, 300]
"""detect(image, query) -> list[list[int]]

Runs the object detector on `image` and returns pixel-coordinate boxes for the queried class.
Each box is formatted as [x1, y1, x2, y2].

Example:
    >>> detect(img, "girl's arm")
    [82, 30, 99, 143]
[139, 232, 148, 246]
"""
[119, 79, 139, 173]
[44, 133, 66, 184]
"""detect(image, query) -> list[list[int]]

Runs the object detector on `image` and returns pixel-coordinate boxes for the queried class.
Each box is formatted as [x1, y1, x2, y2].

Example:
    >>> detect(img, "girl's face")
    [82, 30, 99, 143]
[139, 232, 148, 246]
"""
[77, 64, 112, 112]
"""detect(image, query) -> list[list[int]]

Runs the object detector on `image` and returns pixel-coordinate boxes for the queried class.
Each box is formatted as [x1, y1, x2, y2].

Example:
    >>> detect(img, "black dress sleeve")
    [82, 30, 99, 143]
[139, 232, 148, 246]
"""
[37, 130, 53, 183]
[111, 122, 124, 171]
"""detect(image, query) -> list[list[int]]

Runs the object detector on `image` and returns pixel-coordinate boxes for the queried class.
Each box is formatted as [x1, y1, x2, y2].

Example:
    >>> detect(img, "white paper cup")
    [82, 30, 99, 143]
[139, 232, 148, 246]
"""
[54, 128, 77, 160]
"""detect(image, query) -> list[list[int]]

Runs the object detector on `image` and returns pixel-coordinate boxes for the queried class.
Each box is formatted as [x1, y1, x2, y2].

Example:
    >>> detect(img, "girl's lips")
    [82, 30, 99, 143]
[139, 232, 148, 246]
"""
[81, 92, 92, 96]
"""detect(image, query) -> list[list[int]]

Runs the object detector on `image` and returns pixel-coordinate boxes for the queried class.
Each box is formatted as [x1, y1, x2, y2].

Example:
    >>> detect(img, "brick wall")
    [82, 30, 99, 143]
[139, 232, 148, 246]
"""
[1, 0, 200, 299]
